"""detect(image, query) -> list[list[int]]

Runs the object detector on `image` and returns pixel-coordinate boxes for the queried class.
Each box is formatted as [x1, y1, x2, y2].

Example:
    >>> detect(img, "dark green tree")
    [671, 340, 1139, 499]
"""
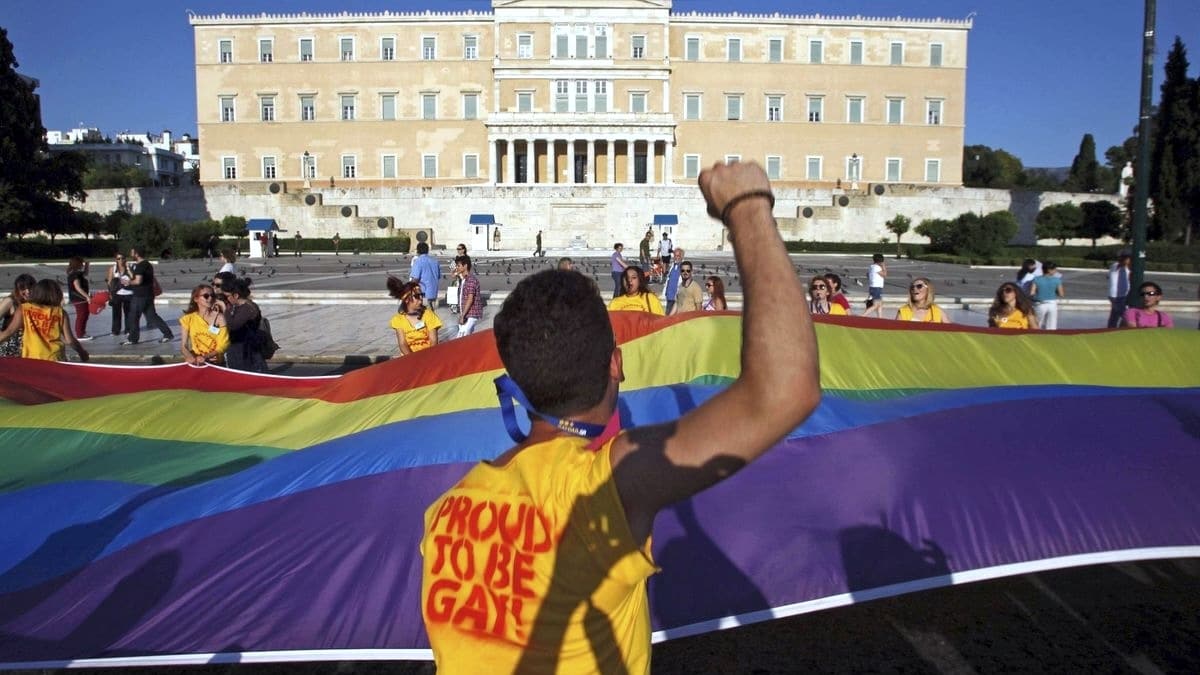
[0, 28, 87, 238]
[220, 215, 248, 252]
[884, 214, 911, 258]
[1035, 202, 1083, 245]
[118, 214, 171, 254]
[1150, 37, 1200, 243]
[914, 218, 955, 253]
[962, 145, 1025, 189]
[1064, 134, 1101, 193]
[1079, 201, 1123, 247]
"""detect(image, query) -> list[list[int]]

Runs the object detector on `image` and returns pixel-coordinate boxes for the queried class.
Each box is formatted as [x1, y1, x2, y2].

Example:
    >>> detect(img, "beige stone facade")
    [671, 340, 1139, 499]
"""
[191, 0, 970, 189]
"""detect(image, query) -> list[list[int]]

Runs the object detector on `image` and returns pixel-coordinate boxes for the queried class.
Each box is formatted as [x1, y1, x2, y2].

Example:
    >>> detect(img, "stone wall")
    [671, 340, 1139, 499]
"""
[77, 182, 1123, 251]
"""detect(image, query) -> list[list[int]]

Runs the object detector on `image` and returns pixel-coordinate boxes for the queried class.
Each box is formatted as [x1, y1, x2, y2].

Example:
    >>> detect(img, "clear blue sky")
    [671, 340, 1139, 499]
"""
[2, 0, 1197, 167]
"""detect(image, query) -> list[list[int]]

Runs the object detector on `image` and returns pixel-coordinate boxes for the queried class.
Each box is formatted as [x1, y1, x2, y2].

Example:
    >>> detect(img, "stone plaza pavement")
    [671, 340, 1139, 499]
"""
[2, 249, 1194, 365]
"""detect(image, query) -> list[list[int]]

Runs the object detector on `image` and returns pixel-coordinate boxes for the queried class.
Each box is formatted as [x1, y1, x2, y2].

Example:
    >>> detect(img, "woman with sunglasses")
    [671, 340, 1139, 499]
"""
[808, 276, 846, 315]
[180, 284, 229, 365]
[1121, 282, 1174, 328]
[105, 252, 134, 336]
[988, 282, 1039, 330]
[703, 276, 727, 311]
[387, 277, 443, 354]
[896, 277, 949, 323]
[607, 265, 664, 315]
[0, 274, 35, 357]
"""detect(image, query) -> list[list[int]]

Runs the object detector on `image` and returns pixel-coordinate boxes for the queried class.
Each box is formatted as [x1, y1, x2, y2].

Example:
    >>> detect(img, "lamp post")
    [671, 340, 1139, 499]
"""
[849, 153, 861, 190]
[303, 151, 313, 189]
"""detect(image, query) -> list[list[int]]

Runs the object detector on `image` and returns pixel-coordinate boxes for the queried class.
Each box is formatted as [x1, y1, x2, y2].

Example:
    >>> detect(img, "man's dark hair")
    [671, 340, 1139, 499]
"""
[130, 246, 144, 258]
[454, 255, 472, 270]
[495, 270, 614, 417]
[872, 253, 884, 263]
[416, 242, 430, 255]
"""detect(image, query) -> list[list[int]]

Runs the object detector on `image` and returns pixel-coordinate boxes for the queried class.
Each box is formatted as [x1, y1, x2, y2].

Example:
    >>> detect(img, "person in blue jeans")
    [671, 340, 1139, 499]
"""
[1030, 261, 1065, 330]
[610, 243, 628, 297]
[409, 241, 442, 307]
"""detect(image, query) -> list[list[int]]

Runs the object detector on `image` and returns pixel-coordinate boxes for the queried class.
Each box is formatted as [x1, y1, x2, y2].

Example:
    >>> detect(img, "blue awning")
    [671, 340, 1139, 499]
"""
[469, 214, 495, 225]
[246, 218, 279, 231]
[653, 214, 678, 225]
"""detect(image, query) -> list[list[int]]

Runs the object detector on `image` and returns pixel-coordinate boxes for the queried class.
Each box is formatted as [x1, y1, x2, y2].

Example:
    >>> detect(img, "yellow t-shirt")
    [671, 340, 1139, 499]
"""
[607, 293, 664, 315]
[21, 304, 64, 361]
[390, 307, 444, 353]
[896, 304, 944, 322]
[180, 312, 230, 361]
[421, 435, 657, 674]
[992, 308, 1031, 330]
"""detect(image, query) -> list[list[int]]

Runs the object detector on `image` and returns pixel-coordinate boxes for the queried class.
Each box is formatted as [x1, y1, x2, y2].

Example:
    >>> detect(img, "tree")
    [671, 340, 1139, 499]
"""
[1035, 202, 1082, 245]
[885, 214, 911, 258]
[118, 214, 171, 254]
[0, 28, 87, 239]
[1150, 37, 1200, 244]
[962, 145, 1025, 189]
[915, 218, 955, 253]
[1064, 134, 1101, 193]
[82, 163, 153, 189]
[1079, 201, 1123, 247]
[221, 215, 248, 252]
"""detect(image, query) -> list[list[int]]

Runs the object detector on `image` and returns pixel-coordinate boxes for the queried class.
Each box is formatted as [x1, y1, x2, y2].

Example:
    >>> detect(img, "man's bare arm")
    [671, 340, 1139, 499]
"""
[611, 161, 821, 544]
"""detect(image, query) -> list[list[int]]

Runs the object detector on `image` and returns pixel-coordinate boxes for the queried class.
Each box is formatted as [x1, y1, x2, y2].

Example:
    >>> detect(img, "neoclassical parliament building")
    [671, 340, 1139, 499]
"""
[191, 0, 971, 191]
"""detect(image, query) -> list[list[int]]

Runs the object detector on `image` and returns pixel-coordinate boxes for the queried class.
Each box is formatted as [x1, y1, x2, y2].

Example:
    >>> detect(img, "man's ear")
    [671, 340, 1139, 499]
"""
[610, 347, 625, 383]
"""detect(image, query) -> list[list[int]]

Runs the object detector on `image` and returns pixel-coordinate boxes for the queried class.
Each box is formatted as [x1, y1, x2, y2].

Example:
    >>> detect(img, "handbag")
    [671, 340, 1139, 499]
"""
[152, 279, 163, 297]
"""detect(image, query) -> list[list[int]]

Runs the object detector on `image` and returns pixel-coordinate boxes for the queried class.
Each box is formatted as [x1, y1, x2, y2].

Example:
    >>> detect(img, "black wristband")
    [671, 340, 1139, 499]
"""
[720, 189, 775, 223]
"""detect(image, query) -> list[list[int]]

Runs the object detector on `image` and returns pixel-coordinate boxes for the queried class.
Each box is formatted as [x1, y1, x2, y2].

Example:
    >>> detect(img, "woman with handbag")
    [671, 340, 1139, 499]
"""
[106, 252, 134, 336]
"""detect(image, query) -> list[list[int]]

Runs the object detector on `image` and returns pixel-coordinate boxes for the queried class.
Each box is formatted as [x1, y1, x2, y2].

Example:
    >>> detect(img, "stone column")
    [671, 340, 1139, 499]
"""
[606, 140, 615, 184]
[664, 140, 674, 186]
[586, 139, 595, 184]
[627, 140, 636, 184]
[505, 139, 516, 186]
[488, 140, 498, 184]
[550, 140, 558, 184]
[526, 139, 536, 183]
[567, 139, 576, 185]
[647, 140, 656, 184]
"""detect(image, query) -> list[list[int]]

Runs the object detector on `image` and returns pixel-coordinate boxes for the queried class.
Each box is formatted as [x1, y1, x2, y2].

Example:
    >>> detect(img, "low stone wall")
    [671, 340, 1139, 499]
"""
[76, 182, 1123, 251]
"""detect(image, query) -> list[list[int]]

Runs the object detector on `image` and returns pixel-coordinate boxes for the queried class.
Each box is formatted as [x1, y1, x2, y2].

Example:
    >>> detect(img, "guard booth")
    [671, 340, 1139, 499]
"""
[469, 214, 503, 251]
[246, 219, 281, 258]
[647, 214, 677, 240]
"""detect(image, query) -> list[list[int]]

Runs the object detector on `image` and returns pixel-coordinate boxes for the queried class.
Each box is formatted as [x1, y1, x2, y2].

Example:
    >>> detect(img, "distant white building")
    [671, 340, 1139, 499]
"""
[46, 127, 190, 186]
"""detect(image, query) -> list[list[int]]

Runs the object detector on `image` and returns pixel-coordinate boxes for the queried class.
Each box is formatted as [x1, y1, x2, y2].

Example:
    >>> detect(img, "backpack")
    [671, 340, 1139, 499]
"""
[251, 315, 280, 360]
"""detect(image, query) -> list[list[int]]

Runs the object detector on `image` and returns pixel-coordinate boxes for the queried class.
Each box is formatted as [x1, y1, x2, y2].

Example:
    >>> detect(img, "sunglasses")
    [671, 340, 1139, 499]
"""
[1141, 290, 1161, 297]
[705, 282, 714, 287]
[810, 284, 827, 290]
[199, 293, 214, 299]
[1002, 288, 1017, 294]
[910, 283, 927, 290]
[681, 269, 692, 274]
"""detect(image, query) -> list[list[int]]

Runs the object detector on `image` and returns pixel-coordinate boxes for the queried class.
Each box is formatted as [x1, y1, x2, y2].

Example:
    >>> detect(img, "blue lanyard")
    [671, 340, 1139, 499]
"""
[494, 374, 607, 443]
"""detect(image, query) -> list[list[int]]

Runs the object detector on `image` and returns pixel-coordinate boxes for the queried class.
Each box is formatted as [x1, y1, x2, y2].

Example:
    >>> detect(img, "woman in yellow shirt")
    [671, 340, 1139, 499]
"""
[808, 276, 847, 315]
[988, 282, 1039, 330]
[180, 284, 230, 365]
[0, 279, 89, 362]
[607, 266, 664, 315]
[895, 277, 949, 323]
[387, 278, 443, 354]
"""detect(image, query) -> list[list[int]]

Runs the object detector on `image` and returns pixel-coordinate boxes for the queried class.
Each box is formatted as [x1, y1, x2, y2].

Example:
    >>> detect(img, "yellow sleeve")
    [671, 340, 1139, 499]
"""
[648, 293, 664, 315]
[423, 308, 443, 330]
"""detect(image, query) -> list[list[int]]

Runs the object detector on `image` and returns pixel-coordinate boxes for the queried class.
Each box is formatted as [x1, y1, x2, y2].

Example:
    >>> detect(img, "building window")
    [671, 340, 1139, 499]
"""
[594, 80, 608, 112]
[727, 37, 741, 62]
[769, 38, 783, 63]
[262, 156, 277, 179]
[464, 35, 478, 60]
[925, 159, 941, 182]
[555, 80, 569, 112]
[849, 39, 863, 65]
[890, 41, 904, 65]
[303, 155, 317, 179]
[807, 96, 823, 122]
[684, 93, 701, 120]
[766, 155, 782, 180]
[299, 38, 314, 62]
[595, 25, 608, 58]
[926, 99, 943, 125]
[342, 155, 357, 179]
[422, 36, 436, 60]
[259, 39, 273, 63]
[517, 34, 532, 59]
[846, 96, 864, 123]
[685, 36, 700, 61]
[555, 25, 569, 58]
[220, 96, 235, 122]
[725, 155, 741, 164]
[464, 154, 479, 179]
[517, 91, 532, 113]
[222, 156, 237, 179]
[766, 95, 783, 122]
[422, 93, 437, 120]
[809, 39, 823, 64]
[630, 92, 646, 113]
[381, 94, 396, 120]
[381, 37, 396, 61]
[886, 158, 902, 182]
[631, 34, 646, 59]
[219, 39, 232, 63]
[423, 154, 438, 179]
[463, 93, 478, 119]
[575, 80, 588, 112]
[847, 155, 863, 182]
[887, 98, 904, 124]
[259, 96, 275, 122]
[340, 37, 355, 61]
[684, 154, 700, 179]
[300, 95, 315, 121]
[726, 95, 742, 120]
[806, 156, 822, 180]
[930, 43, 943, 67]
[341, 95, 356, 121]
[382, 154, 397, 179]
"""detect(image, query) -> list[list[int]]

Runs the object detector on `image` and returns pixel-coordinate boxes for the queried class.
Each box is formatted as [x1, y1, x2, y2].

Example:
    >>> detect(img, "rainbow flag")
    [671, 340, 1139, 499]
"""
[1, 314, 1198, 669]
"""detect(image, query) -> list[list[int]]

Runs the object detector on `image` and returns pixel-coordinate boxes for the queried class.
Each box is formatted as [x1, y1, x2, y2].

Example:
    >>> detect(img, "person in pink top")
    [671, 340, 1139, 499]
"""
[1121, 281, 1174, 328]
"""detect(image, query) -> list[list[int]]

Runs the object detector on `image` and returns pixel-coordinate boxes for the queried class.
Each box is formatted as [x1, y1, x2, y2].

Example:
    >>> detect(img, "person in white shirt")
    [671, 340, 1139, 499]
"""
[863, 253, 887, 318]
[658, 232, 674, 269]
